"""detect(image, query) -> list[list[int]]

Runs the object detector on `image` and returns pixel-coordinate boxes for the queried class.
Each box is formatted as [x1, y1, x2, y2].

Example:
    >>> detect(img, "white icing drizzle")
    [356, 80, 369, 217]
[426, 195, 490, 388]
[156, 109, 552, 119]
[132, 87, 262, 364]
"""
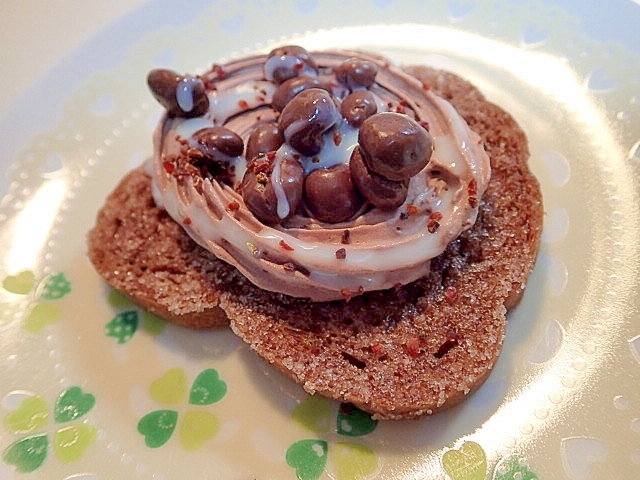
[271, 156, 290, 219]
[176, 76, 198, 112]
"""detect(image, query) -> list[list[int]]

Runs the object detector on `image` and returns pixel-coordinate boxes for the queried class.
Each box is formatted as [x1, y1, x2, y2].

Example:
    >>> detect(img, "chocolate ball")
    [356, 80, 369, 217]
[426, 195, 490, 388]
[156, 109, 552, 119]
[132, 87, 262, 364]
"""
[264, 45, 318, 84]
[350, 146, 409, 209]
[358, 112, 433, 181]
[240, 156, 304, 224]
[278, 88, 340, 157]
[304, 164, 363, 223]
[147, 69, 209, 117]
[188, 127, 242, 184]
[193, 127, 244, 161]
[340, 91, 377, 127]
[272, 76, 332, 112]
[334, 58, 378, 90]
[245, 123, 283, 161]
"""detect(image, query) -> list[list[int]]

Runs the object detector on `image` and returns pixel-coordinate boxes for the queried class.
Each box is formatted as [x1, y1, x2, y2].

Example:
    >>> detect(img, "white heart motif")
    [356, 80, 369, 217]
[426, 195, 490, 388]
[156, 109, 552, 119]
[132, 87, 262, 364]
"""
[561, 436, 608, 479]
[628, 335, 640, 365]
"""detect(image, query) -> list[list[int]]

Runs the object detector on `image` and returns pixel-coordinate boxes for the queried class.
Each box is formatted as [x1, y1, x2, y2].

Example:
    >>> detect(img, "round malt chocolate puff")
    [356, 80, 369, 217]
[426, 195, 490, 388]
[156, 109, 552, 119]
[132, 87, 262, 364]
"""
[341, 91, 377, 127]
[147, 69, 209, 118]
[245, 123, 283, 161]
[334, 58, 379, 89]
[240, 156, 304, 224]
[272, 76, 332, 112]
[349, 146, 409, 209]
[193, 127, 244, 163]
[304, 164, 364, 223]
[278, 88, 340, 157]
[264, 45, 318, 84]
[358, 112, 433, 181]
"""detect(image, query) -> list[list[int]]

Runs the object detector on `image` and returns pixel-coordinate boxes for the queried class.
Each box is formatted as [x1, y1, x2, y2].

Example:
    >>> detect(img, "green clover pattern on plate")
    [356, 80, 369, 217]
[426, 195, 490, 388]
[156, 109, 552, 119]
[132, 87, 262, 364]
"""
[1, 270, 540, 479]
[1, 270, 72, 332]
[442, 441, 539, 480]
[2, 387, 97, 474]
[137, 367, 227, 451]
[105, 289, 166, 344]
[286, 396, 379, 480]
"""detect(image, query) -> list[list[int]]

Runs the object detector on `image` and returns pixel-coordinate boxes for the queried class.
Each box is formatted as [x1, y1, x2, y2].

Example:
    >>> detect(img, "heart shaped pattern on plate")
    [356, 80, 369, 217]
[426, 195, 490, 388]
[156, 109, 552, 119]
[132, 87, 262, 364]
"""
[292, 396, 333, 434]
[3, 396, 48, 434]
[188, 369, 227, 405]
[336, 403, 377, 437]
[54, 387, 95, 423]
[179, 410, 220, 450]
[286, 439, 328, 480]
[53, 424, 98, 462]
[22, 303, 61, 333]
[150, 368, 187, 405]
[442, 441, 487, 480]
[39, 272, 72, 300]
[332, 441, 377, 480]
[2, 434, 48, 473]
[2, 270, 36, 295]
[137, 410, 179, 448]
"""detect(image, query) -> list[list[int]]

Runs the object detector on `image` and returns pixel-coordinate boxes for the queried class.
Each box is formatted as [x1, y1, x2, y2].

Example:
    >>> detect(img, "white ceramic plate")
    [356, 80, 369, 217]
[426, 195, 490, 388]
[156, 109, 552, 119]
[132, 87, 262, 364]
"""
[1, 1, 639, 479]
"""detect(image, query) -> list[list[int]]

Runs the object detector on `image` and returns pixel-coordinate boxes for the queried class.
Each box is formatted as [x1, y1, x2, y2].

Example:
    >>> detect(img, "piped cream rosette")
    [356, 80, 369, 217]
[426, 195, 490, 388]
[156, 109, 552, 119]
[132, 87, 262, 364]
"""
[148, 49, 490, 301]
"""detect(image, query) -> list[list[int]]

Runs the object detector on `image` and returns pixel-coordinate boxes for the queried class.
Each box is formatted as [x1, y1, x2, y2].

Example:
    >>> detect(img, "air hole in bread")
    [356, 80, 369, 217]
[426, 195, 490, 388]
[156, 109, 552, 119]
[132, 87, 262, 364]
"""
[341, 351, 366, 369]
[434, 337, 459, 359]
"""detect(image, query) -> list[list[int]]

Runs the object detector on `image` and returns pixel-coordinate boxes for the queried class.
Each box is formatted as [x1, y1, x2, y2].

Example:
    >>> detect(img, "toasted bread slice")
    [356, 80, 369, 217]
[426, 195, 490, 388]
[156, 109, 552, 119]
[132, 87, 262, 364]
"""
[87, 168, 233, 329]
[88, 67, 542, 419]
[222, 68, 543, 419]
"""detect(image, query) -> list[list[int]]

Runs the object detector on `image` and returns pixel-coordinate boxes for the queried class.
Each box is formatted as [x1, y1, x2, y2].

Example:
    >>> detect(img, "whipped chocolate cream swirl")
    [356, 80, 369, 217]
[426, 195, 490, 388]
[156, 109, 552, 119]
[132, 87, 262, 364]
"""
[147, 47, 491, 301]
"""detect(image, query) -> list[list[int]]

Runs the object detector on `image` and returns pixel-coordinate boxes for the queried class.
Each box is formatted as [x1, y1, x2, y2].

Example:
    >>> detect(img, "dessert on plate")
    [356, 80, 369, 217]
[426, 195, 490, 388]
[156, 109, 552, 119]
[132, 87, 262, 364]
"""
[88, 46, 543, 419]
